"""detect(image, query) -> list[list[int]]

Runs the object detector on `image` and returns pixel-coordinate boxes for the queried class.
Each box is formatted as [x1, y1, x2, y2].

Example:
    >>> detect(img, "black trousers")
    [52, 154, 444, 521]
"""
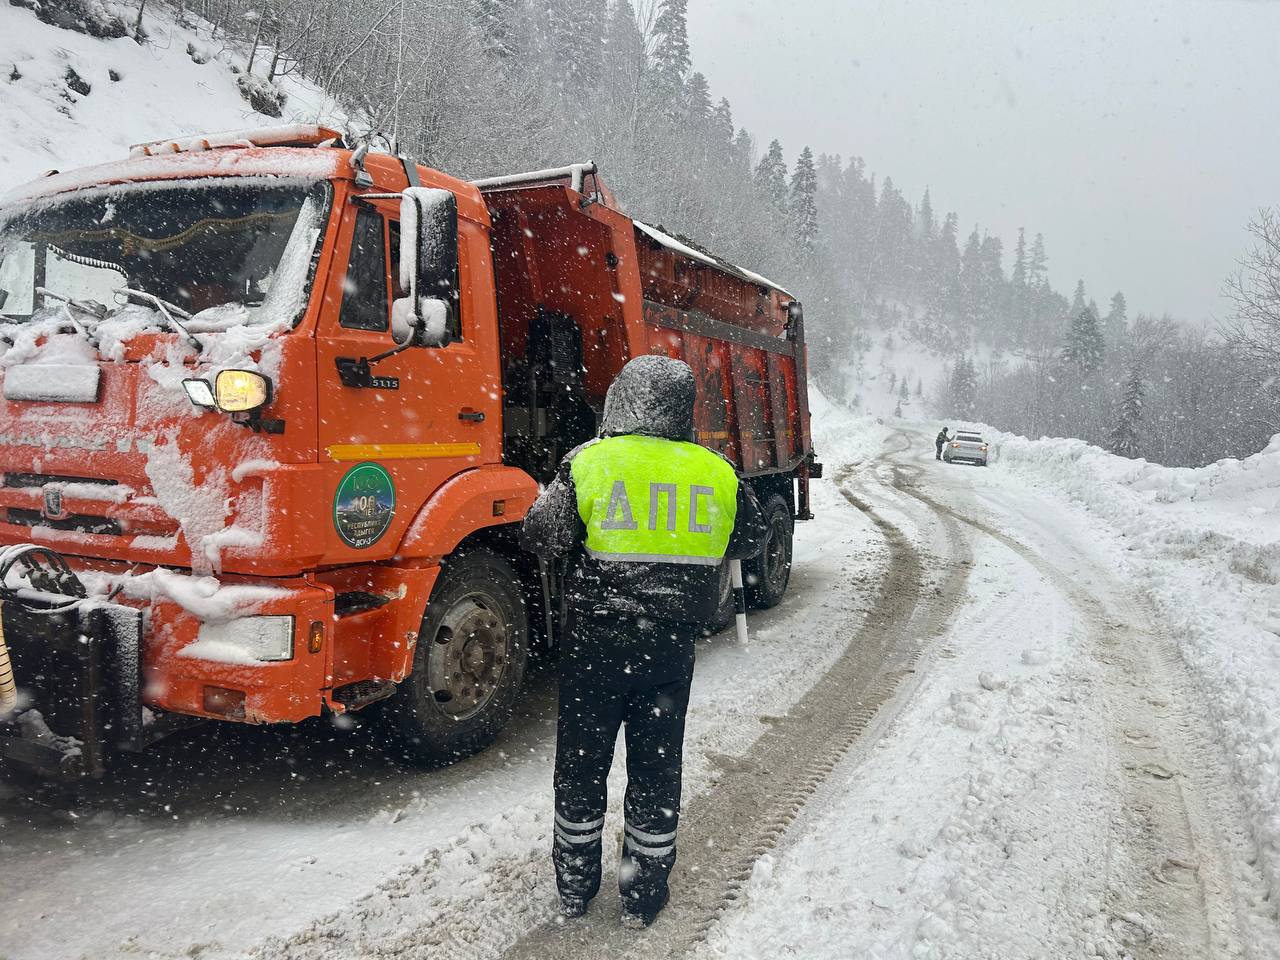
[552, 611, 695, 914]
[936, 441, 944, 459]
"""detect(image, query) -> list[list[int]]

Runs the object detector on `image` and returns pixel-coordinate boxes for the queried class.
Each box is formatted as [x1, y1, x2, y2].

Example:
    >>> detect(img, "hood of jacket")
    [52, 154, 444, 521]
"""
[600, 355, 696, 442]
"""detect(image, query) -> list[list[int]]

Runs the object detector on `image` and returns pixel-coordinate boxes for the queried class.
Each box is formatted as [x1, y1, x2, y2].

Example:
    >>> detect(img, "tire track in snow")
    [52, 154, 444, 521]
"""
[893, 436, 1271, 959]
[497, 449, 973, 959]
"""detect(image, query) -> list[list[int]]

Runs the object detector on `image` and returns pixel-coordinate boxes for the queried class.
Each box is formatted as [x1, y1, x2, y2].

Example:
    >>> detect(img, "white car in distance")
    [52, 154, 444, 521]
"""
[943, 432, 989, 466]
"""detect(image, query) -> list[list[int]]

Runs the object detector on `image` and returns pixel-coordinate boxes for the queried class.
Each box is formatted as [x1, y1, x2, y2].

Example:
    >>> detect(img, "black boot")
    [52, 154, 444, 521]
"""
[621, 886, 670, 929]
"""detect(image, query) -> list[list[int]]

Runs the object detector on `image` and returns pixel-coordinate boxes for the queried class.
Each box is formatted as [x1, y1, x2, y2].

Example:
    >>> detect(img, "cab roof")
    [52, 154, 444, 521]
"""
[1, 125, 487, 222]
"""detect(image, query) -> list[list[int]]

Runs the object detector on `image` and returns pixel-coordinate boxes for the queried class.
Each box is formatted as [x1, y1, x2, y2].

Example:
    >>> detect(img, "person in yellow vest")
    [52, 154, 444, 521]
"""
[521, 354, 766, 928]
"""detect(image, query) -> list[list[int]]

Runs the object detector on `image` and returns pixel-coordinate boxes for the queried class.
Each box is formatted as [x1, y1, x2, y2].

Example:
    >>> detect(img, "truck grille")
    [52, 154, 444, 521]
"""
[0, 471, 176, 540]
[2, 472, 117, 489]
[5, 509, 122, 536]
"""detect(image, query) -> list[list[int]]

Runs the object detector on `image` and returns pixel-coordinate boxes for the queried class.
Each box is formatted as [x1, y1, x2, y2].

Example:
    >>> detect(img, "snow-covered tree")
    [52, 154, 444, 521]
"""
[648, 0, 690, 109]
[1062, 307, 1105, 375]
[1109, 364, 1144, 458]
[1070, 280, 1087, 317]
[790, 146, 818, 247]
[948, 356, 978, 419]
[754, 139, 789, 218]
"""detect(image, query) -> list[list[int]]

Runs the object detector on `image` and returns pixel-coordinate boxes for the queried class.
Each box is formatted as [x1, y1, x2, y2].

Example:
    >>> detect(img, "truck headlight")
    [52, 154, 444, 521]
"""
[196, 616, 294, 662]
[214, 369, 272, 412]
[182, 377, 216, 408]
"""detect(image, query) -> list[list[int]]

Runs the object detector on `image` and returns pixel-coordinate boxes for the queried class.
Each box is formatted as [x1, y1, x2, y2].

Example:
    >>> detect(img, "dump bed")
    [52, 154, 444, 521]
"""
[481, 174, 813, 483]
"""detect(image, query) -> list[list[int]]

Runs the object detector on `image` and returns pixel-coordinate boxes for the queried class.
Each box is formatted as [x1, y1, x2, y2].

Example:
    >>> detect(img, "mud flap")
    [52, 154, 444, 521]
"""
[0, 599, 144, 780]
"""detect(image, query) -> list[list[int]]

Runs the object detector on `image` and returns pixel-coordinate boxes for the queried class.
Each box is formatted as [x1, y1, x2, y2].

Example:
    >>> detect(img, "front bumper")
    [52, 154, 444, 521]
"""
[0, 551, 335, 780]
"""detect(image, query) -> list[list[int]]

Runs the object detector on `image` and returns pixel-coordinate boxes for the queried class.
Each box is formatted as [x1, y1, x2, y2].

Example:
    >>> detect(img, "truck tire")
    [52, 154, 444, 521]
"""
[744, 493, 794, 610]
[705, 558, 735, 634]
[387, 547, 529, 766]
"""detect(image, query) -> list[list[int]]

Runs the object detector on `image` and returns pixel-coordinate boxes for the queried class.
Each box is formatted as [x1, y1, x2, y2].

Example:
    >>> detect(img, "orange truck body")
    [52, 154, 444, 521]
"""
[0, 127, 815, 777]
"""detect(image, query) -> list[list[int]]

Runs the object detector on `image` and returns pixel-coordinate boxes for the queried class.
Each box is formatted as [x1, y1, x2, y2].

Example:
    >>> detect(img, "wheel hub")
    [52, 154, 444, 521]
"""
[427, 597, 509, 720]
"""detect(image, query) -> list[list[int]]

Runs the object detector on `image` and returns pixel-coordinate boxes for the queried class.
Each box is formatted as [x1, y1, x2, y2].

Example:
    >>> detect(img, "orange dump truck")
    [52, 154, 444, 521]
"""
[0, 126, 818, 778]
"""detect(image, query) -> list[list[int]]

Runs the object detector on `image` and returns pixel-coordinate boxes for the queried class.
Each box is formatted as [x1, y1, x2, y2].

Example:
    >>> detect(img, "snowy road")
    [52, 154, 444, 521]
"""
[3, 416, 1277, 960]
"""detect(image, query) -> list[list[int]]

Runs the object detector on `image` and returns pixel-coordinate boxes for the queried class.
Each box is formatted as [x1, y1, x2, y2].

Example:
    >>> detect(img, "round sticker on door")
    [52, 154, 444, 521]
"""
[333, 462, 395, 548]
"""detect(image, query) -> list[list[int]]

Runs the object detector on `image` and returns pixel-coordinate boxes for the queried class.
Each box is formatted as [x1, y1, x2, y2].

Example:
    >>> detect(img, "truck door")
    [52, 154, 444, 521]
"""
[315, 197, 500, 562]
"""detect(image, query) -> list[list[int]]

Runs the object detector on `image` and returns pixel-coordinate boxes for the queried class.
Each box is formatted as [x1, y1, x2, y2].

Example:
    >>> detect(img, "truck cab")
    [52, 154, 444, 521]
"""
[0, 126, 815, 778]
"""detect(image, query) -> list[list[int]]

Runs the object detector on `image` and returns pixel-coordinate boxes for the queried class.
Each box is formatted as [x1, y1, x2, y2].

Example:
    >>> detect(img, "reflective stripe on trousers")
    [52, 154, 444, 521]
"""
[623, 822, 677, 858]
[554, 812, 605, 846]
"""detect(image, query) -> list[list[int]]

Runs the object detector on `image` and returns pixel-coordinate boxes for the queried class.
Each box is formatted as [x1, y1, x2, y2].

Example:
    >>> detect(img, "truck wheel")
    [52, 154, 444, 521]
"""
[744, 493, 793, 610]
[387, 548, 528, 766]
[705, 559, 735, 634]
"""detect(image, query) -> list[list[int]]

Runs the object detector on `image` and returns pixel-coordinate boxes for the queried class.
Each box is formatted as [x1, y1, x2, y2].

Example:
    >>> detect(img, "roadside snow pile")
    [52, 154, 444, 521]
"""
[992, 430, 1280, 907]
[809, 388, 894, 467]
[0, 3, 344, 188]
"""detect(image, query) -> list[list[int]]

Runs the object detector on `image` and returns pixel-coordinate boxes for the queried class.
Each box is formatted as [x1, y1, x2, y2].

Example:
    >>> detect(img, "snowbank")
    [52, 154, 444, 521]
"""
[989, 428, 1280, 905]
[808, 387, 894, 469]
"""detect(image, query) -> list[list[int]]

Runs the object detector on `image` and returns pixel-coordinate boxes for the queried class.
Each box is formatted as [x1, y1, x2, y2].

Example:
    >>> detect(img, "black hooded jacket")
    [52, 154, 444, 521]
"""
[520, 355, 767, 623]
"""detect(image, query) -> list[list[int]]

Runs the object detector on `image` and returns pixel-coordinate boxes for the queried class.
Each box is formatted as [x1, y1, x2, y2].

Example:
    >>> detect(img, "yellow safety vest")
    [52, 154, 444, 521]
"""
[571, 435, 739, 565]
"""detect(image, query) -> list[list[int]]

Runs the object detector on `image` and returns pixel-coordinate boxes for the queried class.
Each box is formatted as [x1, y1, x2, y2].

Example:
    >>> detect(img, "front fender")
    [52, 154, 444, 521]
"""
[395, 466, 539, 561]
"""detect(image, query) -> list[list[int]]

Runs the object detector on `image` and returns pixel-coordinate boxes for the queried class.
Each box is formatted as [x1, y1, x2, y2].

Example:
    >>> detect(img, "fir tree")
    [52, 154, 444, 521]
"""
[950, 356, 977, 419]
[650, 0, 690, 105]
[731, 128, 753, 172]
[753, 139, 788, 218]
[473, 0, 516, 60]
[1062, 307, 1105, 374]
[1070, 279, 1087, 317]
[1103, 292, 1128, 346]
[681, 71, 712, 129]
[918, 188, 936, 243]
[898, 378, 909, 401]
[1010, 228, 1029, 342]
[1011, 228, 1028, 289]
[1029, 233, 1049, 289]
[790, 146, 818, 247]
[1109, 364, 1144, 457]
[545, 0, 603, 88]
[710, 97, 734, 145]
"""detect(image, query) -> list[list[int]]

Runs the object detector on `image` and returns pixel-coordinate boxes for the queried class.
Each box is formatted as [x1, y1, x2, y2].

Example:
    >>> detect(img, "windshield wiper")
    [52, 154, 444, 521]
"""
[34, 287, 107, 345]
[113, 287, 204, 352]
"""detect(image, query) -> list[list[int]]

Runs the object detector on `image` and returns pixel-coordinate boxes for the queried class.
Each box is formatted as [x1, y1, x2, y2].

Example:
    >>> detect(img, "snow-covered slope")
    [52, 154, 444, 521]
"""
[0, 3, 343, 189]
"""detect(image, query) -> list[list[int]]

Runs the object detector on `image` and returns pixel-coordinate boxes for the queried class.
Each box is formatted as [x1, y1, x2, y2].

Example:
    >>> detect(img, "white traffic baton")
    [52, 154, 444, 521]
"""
[730, 559, 749, 646]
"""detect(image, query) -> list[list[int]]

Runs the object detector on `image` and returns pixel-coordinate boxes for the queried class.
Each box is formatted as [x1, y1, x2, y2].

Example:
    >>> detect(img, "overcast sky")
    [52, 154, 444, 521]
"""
[686, 0, 1280, 324]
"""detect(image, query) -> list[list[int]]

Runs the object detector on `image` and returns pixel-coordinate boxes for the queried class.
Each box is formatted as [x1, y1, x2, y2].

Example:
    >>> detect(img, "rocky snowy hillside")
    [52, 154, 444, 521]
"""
[0, 1, 342, 189]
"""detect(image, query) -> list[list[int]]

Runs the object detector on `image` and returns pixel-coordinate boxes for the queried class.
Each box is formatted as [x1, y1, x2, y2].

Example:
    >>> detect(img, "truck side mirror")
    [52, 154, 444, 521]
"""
[394, 187, 459, 347]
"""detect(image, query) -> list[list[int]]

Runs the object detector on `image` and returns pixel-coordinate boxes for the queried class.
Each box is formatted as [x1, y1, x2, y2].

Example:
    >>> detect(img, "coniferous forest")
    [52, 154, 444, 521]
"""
[118, 0, 1279, 466]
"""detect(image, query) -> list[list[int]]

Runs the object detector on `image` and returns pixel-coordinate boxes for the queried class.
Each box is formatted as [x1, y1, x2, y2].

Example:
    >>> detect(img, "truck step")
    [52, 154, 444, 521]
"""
[333, 591, 391, 618]
[332, 679, 396, 709]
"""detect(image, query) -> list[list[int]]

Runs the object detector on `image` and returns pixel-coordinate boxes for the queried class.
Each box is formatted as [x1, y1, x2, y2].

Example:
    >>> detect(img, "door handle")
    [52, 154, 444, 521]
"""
[458, 409, 485, 423]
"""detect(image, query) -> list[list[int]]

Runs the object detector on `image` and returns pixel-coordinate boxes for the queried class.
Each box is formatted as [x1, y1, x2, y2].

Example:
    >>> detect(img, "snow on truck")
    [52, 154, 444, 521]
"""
[0, 125, 819, 779]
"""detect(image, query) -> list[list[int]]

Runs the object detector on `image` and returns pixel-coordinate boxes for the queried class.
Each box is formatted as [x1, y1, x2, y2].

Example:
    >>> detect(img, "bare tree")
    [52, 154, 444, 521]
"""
[1223, 207, 1280, 368]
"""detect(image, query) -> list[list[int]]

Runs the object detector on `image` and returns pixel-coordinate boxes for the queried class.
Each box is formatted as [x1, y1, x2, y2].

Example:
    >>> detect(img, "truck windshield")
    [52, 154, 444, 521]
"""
[0, 178, 329, 329]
